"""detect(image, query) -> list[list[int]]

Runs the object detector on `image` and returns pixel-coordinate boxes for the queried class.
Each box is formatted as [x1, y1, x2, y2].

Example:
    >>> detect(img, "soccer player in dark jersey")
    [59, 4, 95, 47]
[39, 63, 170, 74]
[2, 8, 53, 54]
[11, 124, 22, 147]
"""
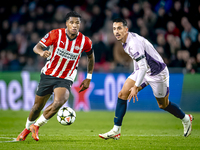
[16, 11, 95, 141]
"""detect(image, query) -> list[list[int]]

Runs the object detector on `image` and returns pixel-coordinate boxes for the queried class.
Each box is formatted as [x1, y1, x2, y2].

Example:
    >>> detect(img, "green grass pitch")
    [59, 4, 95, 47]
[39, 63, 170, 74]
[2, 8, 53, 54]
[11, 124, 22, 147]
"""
[0, 110, 200, 150]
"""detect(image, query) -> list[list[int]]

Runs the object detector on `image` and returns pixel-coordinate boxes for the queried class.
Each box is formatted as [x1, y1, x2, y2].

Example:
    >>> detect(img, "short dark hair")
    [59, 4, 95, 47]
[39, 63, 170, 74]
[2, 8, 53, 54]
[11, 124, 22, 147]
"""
[113, 18, 127, 27]
[65, 11, 82, 21]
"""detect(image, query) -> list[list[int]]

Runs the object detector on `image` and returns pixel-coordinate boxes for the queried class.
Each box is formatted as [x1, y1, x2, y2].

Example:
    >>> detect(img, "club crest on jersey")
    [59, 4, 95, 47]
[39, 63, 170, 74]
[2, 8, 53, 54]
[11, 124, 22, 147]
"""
[74, 46, 80, 50]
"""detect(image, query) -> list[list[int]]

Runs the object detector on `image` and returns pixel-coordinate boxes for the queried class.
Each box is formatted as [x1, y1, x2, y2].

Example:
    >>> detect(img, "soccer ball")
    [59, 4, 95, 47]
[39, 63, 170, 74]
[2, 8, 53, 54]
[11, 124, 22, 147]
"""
[57, 107, 76, 125]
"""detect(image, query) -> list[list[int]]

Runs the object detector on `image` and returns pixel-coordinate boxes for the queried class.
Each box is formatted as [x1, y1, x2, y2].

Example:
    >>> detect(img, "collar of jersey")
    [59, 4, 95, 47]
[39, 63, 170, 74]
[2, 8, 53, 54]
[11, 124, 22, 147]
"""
[65, 29, 78, 41]
[122, 43, 127, 49]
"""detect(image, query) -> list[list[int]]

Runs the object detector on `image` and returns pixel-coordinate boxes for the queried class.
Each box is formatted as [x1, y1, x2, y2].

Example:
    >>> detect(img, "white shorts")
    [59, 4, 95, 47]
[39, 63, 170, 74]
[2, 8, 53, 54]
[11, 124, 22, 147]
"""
[128, 67, 169, 98]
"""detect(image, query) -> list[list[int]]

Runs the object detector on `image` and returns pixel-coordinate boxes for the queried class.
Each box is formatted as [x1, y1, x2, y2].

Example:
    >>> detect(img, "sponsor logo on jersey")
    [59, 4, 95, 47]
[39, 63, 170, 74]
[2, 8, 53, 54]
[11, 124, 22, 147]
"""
[56, 47, 79, 60]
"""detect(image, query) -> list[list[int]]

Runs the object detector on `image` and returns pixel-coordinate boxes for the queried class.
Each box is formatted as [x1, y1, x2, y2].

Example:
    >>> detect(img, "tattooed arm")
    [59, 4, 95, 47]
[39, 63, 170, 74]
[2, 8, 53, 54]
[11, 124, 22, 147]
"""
[79, 51, 95, 93]
[86, 51, 95, 74]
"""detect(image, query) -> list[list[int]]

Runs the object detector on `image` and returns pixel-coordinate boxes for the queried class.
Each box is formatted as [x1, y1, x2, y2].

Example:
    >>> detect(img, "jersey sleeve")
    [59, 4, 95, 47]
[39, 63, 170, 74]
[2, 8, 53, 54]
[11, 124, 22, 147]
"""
[83, 36, 93, 55]
[131, 40, 148, 87]
[131, 42, 145, 62]
[39, 29, 58, 47]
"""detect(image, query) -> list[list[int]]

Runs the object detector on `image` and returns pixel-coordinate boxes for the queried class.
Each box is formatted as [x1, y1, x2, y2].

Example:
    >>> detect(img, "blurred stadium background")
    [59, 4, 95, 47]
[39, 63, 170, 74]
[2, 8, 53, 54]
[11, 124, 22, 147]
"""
[0, 0, 200, 112]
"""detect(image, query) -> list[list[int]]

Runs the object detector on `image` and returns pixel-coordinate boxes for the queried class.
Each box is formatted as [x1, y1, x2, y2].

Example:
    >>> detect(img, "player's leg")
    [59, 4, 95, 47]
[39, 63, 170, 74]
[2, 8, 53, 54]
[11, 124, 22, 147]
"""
[35, 87, 69, 125]
[29, 76, 72, 141]
[114, 78, 137, 128]
[99, 71, 148, 140]
[30, 87, 70, 141]
[29, 94, 51, 121]
[156, 95, 193, 137]
[150, 80, 193, 137]
[43, 87, 70, 119]
[16, 94, 50, 141]
[99, 78, 135, 140]
[155, 91, 186, 119]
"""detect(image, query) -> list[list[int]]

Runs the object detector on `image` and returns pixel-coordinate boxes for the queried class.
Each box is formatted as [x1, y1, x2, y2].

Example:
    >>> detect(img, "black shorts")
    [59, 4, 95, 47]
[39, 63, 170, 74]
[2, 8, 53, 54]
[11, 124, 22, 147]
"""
[36, 73, 73, 96]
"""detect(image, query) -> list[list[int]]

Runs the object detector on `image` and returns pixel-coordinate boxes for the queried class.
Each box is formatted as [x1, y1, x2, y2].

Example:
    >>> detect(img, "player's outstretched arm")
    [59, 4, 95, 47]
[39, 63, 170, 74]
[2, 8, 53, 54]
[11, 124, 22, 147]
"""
[128, 57, 148, 102]
[33, 43, 51, 58]
[79, 52, 95, 93]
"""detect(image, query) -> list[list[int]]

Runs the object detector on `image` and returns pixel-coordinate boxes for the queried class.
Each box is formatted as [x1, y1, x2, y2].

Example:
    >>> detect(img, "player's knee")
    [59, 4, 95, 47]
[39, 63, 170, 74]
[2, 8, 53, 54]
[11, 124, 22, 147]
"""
[158, 104, 164, 109]
[158, 104, 167, 109]
[53, 98, 67, 110]
[118, 91, 122, 98]
[118, 91, 128, 100]
[156, 97, 169, 109]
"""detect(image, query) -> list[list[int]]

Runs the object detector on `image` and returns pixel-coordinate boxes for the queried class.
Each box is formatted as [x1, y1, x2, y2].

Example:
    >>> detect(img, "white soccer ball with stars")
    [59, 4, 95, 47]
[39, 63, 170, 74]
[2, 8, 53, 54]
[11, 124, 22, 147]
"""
[57, 107, 76, 125]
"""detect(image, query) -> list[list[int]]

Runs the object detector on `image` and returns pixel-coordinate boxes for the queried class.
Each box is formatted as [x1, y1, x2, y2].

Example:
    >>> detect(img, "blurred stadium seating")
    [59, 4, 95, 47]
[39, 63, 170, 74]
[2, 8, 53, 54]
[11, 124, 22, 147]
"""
[0, 0, 200, 73]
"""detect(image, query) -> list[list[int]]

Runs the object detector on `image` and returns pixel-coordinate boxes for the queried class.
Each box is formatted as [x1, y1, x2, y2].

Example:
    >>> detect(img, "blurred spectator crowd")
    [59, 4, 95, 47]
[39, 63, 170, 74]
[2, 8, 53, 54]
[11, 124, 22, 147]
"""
[0, 0, 200, 73]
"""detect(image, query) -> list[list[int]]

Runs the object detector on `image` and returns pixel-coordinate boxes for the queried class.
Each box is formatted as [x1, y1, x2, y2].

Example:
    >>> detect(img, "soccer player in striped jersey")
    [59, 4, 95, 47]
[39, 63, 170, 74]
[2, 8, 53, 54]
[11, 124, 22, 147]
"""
[99, 18, 193, 140]
[16, 11, 95, 141]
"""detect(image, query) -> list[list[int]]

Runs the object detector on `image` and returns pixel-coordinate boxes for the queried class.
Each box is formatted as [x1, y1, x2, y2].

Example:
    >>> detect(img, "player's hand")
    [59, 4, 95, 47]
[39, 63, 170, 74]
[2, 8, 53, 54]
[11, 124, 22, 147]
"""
[40, 50, 51, 58]
[79, 79, 91, 93]
[127, 86, 139, 103]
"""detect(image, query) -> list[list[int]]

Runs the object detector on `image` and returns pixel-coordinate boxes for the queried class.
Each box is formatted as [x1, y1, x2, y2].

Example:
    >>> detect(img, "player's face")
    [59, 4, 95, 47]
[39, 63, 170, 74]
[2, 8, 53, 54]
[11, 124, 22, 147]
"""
[113, 22, 128, 42]
[66, 17, 81, 35]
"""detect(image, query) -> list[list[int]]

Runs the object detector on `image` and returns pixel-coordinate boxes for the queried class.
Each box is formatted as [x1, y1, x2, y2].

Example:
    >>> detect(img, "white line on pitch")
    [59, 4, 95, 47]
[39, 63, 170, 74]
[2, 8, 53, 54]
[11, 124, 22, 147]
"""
[0, 137, 17, 143]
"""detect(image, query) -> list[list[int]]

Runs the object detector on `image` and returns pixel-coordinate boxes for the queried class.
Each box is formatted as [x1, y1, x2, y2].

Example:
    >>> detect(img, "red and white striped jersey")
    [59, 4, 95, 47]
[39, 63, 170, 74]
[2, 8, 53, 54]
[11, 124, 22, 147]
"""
[39, 28, 92, 81]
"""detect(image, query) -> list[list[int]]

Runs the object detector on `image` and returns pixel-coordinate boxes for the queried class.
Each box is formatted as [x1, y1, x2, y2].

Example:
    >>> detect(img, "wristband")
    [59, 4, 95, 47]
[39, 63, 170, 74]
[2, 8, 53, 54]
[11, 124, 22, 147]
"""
[86, 73, 92, 79]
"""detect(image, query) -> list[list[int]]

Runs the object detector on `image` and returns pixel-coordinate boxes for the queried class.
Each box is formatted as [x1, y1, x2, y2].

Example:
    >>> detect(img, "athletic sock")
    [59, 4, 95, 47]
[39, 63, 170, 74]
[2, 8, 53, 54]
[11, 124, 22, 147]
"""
[114, 98, 127, 126]
[181, 114, 189, 123]
[25, 118, 35, 130]
[113, 125, 121, 133]
[164, 101, 185, 119]
[34, 114, 49, 127]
